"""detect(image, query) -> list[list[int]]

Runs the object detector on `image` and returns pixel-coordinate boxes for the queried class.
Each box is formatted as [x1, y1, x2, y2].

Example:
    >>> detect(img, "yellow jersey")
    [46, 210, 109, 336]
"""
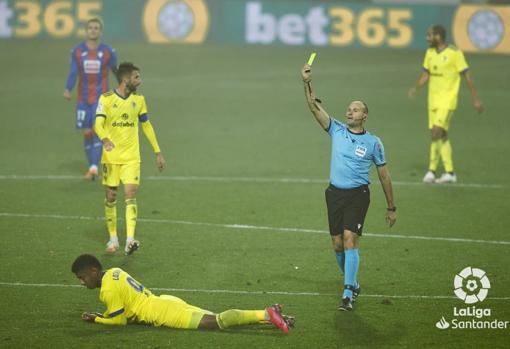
[422, 45, 469, 110]
[94, 267, 153, 325]
[95, 91, 148, 164]
[94, 268, 212, 328]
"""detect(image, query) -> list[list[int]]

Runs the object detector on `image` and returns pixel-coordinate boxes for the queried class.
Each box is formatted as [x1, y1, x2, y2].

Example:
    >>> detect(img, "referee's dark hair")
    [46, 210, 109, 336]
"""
[116, 62, 140, 83]
[432, 25, 447, 41]
[71, 254, 103, 273]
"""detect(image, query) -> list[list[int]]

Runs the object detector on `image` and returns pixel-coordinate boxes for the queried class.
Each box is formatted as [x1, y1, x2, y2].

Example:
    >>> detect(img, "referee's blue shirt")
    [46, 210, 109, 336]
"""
[326, 118, 386, 189]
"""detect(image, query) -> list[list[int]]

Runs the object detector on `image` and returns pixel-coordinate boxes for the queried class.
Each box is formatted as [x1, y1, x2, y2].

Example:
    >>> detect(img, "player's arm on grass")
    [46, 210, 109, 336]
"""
[63, 49, 78, 100]
[81, 311, 128, 326]
[301, 64, 330, 129]
[462, 70, 484, 113]
[407, 70, 429, 98]
[376, 165, 396, 227]
[84, 291, 128, 325]
[141, 120, 165, 172]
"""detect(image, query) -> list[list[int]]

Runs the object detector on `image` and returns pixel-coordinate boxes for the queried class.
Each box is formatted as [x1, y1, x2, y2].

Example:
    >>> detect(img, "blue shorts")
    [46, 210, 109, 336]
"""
[76, 102, 98, 129]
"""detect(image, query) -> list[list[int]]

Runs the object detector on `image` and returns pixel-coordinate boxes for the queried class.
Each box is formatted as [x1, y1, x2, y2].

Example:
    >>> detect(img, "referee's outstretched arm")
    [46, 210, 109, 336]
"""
[301, 64, 330, 130]
[376, 165, 397, 227]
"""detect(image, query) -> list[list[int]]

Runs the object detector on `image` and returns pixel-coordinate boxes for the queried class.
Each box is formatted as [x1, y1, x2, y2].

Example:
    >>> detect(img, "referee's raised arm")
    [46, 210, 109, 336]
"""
[301, 64, 330, 130]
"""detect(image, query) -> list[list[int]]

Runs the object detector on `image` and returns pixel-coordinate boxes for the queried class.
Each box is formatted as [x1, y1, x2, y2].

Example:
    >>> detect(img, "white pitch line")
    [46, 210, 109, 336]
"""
[1, 212, 509, 246]
[1, 281, 509, 300]
[0, 174, 505, 189]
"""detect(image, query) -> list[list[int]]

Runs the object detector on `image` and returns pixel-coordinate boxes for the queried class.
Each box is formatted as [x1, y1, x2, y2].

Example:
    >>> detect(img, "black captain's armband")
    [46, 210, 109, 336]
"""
[314, 97, 322, 104]
[387, 207, 397, 212]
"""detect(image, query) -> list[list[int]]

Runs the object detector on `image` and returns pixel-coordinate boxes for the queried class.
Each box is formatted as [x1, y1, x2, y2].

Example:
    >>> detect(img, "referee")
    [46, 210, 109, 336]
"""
[301, 63, 396, 311]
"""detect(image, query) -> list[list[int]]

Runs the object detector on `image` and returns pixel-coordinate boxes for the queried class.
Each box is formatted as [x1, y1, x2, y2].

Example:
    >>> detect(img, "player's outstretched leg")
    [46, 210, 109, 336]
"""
[209, 305, 294, 333]
[267, 304, 294, 333]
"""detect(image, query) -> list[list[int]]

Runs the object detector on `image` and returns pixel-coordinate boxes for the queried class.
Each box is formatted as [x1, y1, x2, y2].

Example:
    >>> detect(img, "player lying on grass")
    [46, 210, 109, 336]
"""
[72, 254, 295, 333]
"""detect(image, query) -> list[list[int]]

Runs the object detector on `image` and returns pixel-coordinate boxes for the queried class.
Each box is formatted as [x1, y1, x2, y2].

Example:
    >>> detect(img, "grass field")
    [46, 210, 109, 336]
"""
[0, 40, 509, 348]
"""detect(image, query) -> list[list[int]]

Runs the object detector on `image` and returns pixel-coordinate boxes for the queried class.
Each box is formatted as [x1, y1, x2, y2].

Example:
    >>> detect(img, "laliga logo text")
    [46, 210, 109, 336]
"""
[436, 267, 509, 330]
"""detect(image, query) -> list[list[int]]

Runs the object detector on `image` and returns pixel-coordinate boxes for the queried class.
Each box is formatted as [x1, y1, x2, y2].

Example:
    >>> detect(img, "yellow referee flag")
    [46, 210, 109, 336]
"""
[307, 52, 317, 65]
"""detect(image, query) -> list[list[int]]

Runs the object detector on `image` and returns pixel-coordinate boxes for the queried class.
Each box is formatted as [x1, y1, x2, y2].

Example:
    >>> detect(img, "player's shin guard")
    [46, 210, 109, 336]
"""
[429, 140, 442, 172]
[125, 199, 137, 238]
[216, 310, 266, 329]
[91, 134, 102, 167]
[104, 200, 117, 238]
[84, 137, 94, 167]
[440, 139, 454, 173]
[343, 249, 359, 299]
[335, 251, 345, 274]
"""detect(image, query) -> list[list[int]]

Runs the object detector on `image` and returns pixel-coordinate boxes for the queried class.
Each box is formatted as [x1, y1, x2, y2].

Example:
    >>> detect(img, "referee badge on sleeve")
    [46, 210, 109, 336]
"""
[355, 145, 367, 157]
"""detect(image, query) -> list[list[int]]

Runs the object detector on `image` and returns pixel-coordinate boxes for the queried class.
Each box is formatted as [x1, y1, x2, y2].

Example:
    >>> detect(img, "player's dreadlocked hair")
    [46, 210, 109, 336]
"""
[116, 62, 140, 83]
[71, 254, 103, 273]
[431, 25, 447, 41]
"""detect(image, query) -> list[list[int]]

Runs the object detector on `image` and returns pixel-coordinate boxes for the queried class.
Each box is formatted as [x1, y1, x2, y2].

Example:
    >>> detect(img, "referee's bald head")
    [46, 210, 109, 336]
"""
[352, 100, 369, 114]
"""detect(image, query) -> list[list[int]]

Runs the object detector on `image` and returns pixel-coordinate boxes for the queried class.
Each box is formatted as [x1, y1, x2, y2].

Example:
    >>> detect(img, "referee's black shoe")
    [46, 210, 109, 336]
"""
[339, 297, 353, 311]
[352, 284, 361, 302]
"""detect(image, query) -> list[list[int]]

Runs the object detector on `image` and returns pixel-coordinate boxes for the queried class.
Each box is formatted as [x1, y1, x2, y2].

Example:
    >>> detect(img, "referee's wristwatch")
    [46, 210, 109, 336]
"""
[387, 206, 397, 212]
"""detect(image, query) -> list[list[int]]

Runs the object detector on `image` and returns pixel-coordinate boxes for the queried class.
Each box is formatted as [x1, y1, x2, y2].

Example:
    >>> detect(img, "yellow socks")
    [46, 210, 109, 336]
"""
[104, 200, 117, 239]
[429, 140, 442, 172]
[125, 198, 137, 238]
[440, 139, 454, 173]
[216, 310, 267, 329]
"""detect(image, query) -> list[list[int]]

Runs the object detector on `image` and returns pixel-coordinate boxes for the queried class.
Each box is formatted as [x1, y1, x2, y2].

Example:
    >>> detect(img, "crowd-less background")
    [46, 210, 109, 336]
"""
[0, 0, 509, 348]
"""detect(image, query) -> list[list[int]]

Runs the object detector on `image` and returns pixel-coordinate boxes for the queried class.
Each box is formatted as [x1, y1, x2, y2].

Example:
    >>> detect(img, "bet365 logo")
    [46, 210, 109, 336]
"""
[453, 267, 490, 304]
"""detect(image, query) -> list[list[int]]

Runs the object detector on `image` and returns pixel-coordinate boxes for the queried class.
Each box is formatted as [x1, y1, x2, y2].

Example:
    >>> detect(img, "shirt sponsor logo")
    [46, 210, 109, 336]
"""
[355, 146, 367, 157]
[84, 59, 101, 74]
[111, 121, 135, 127]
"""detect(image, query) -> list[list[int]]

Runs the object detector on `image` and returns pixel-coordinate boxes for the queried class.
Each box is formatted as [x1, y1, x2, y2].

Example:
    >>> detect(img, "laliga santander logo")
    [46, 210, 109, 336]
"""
[143, 0, 209, 43]
[436, 267, 508, 330]
[454, 267, 490, 304]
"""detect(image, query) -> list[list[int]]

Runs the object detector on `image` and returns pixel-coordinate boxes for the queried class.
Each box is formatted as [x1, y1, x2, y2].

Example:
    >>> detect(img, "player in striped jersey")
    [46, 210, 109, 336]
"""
[63, 18, 118, 180]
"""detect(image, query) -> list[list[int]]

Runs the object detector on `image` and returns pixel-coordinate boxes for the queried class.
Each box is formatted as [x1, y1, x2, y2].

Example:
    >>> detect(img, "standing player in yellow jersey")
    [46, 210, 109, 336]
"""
[72, 254, 295, 333]
[408, 25, 483, 184]
[94, 62, 165, 254]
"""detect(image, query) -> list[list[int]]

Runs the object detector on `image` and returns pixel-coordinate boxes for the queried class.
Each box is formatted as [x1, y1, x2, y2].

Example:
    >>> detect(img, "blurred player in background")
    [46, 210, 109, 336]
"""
[408, 25, 483, 184]
[64, 18, 118, 180]
[302, 64, 396, 311]
[72, 254, 294, 333]
[94, 62, 165, 255]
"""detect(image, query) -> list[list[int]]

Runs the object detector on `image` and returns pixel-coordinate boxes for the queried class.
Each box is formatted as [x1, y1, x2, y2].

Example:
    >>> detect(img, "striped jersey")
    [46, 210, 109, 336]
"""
[65, 42, 117, 105]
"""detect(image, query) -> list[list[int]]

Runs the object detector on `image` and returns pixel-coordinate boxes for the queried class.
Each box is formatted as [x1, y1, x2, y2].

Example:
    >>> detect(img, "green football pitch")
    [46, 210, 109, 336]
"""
[0, 40, 509, 348]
